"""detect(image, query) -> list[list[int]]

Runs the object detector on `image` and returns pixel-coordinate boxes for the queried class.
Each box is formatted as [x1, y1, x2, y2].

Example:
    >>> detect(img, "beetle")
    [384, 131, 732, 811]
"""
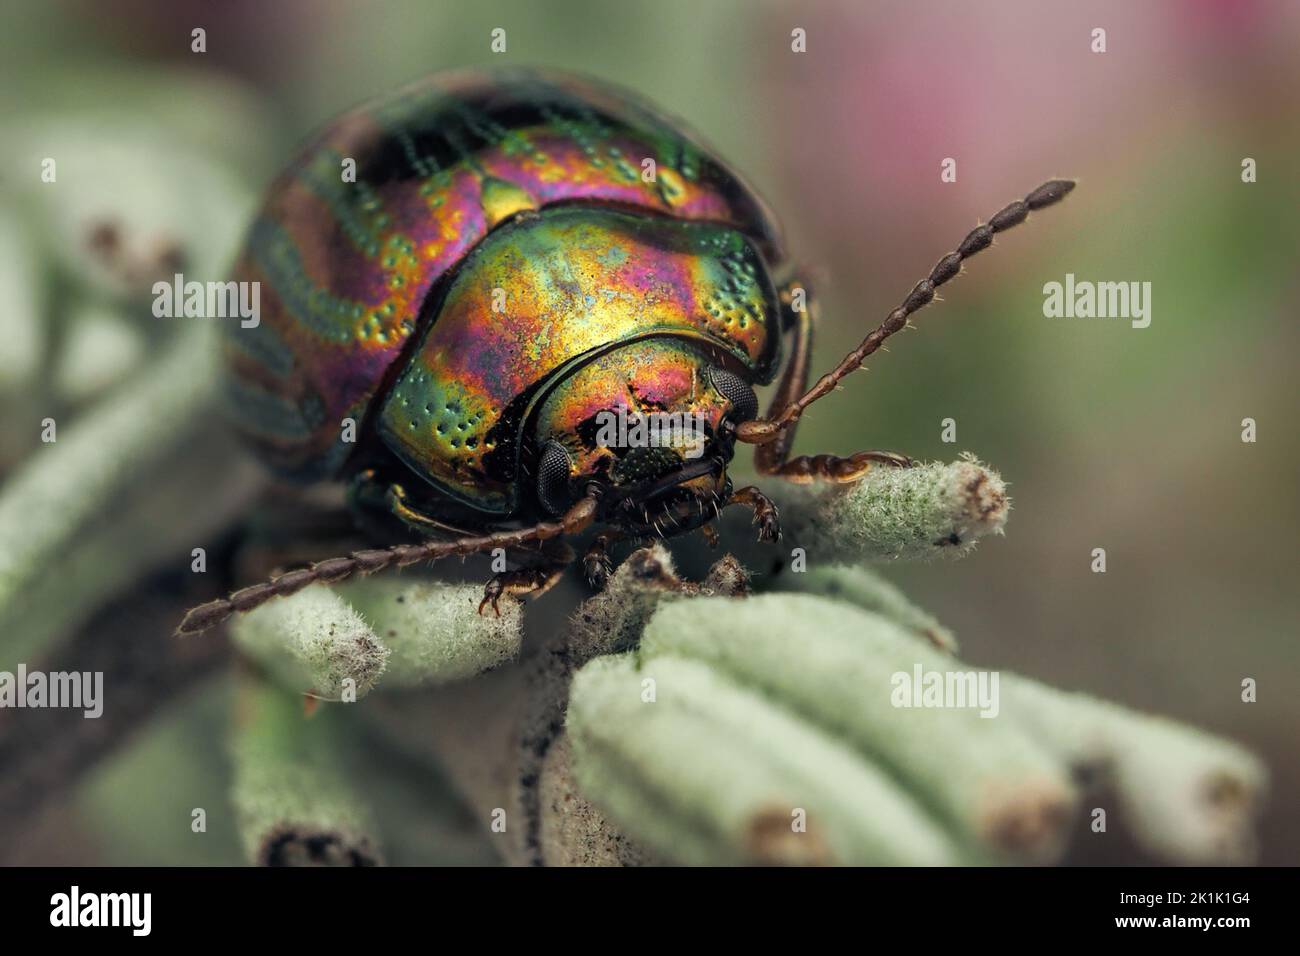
[179, 68, 1072, 634]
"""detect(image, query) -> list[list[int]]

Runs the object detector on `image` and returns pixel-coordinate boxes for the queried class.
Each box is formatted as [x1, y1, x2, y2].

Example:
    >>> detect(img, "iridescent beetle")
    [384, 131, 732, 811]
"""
[180, 69, 1072, 633]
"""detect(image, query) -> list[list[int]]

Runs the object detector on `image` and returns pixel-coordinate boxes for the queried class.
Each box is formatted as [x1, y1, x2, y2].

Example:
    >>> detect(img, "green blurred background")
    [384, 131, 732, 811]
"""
[1, 0, 1295, 864]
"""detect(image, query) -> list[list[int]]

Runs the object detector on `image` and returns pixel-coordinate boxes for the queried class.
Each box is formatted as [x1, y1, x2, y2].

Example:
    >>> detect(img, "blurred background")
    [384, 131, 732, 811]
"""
[0, 0, 1295, 865]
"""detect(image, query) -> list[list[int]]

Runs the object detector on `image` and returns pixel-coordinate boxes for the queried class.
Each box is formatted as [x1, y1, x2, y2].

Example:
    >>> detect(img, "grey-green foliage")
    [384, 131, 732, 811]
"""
[0, 205, 44, 392]
[232, 584, 390, 701]
[0, 326, 225, 666]
[570, 652, 965, 865]
[997, 675, 1266, 865]
[778, 562, 958, 652]
[0, 95, 264, 666]
[566, 592, 1267, 866]
[772, 455, 1010, 561]
[573, 595, 1072, 864]
[5, 114, 254, 299]
[339, 579, 523, 686]
[230, 676, 381, 866]
[232, 578, 526, 699]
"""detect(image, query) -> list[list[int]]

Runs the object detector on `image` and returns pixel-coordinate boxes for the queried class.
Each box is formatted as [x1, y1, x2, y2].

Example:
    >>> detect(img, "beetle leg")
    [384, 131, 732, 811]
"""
[478, 565, 565, 616]
[753, 279, 915, 482]
[767, 450, 916, 483]
[384, 483, 477, 536]
[724, 486, 781, 543]
[752, 273, 816, 475]
[346, 467, 390, 512]
[479, 537, 577, 615]
[581, 532, 622, 589]
[348, 469, 475, 537]
[737, 180, 1075, 448]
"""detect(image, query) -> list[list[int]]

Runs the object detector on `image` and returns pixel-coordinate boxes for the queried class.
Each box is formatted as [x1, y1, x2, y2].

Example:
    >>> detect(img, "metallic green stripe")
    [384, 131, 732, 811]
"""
[248, 217, 364, 344]
[223, 318, 295, 378]
[296, 149, 387, 257]
[223, 376, 323, 442]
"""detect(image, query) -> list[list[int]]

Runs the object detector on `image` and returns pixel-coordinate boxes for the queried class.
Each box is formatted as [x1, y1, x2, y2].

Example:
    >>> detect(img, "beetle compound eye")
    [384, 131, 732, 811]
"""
[708, 367, 759, 422]
[536, 440, 574, 516]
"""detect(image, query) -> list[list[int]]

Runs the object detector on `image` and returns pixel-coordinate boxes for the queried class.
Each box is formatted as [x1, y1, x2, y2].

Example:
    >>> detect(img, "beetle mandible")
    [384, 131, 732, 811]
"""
[180, 68, 1073, 633]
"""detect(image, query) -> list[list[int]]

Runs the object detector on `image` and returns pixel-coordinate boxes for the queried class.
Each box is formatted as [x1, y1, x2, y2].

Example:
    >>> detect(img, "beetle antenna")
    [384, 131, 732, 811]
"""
[735, 179, 1075, 445]
[176, 494, 599, 635]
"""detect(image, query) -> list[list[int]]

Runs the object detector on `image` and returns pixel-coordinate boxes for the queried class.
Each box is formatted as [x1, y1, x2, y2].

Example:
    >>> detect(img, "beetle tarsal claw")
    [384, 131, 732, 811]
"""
[725, 485, 781, 544]
[477, 565, 567, 617]
[583, 560, 611, 591]
[754, 509, 782, 544]
[582, 537, 616, 590]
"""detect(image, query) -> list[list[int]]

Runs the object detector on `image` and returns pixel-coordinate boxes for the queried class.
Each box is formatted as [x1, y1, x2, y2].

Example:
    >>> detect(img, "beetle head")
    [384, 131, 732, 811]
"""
[530, 338, 758, 534]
